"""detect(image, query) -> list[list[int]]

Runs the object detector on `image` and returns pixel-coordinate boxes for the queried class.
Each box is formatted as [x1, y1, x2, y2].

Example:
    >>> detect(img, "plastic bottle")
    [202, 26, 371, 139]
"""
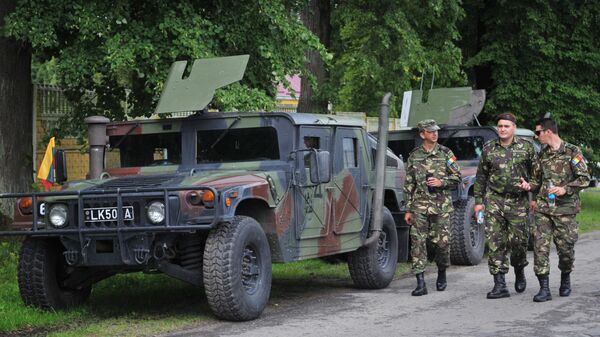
[548, 183, 556, 207]
[477, 210, 485, 225]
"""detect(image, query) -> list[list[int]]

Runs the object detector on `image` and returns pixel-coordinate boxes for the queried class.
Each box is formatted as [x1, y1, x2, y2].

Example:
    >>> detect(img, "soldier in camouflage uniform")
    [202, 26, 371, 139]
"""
[520, 117, 590, 302]
[404, 119, 461, 296]
[474, 113, 535, 299]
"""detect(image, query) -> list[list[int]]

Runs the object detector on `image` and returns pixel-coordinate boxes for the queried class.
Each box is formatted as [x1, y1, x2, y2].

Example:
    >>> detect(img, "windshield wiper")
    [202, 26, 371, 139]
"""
[109, 122, 141, 152]
[208, 116, 241, 151]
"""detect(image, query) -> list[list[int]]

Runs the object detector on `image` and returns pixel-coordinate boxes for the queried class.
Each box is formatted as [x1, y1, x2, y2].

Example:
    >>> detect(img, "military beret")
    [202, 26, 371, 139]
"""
[495, 112, 516, 124]
[417, 119, 441, 132]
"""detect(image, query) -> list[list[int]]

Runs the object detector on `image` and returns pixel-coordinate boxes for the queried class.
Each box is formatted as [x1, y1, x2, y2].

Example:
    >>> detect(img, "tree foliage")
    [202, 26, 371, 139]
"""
[4, 0, 325, 138]
[330, 0, 466, 116]
[463, 0, 600, 173]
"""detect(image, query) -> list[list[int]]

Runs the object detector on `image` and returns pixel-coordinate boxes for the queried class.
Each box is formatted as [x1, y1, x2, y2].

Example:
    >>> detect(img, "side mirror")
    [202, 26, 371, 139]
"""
[54, 149, 68, 184]
[310, 150, 331, 184]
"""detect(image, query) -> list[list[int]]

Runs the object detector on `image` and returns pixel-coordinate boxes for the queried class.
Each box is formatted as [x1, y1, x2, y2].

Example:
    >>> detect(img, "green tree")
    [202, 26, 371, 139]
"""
[463, 0, 600, 173]
[4, 0, 325, 138]
[330, 0, 466, 116]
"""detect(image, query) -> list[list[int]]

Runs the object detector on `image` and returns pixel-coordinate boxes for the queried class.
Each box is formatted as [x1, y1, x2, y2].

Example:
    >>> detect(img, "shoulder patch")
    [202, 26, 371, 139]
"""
[571, 153, 588, 168]
[446, 154, 459, 173]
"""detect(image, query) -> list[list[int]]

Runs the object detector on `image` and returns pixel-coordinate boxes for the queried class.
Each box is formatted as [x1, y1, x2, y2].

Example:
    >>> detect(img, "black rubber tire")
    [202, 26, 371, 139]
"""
[450, 196, 485, 265]
[18, 238, 92, 310]
[348, 207, 398, 289]
[203, 216, 272, 321]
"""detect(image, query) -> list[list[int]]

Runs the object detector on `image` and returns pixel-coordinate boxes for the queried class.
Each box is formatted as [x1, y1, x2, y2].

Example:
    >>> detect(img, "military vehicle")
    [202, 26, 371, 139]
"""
[387, 87, 537, 265]
[0, 55, 406, 321]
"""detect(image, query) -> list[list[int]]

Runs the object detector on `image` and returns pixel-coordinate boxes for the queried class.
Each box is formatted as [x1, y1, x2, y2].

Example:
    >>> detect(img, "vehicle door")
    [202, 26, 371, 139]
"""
[331, 127, 369, 235]
[295, 126, 332, 240]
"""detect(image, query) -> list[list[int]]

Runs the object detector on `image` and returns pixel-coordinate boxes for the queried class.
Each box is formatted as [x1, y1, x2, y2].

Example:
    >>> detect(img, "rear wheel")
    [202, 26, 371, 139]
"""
[203, 216, 272, 321]
[18, 238, 91, 309]
[348, 207, 398, 289]
[450, 196, 485, 265]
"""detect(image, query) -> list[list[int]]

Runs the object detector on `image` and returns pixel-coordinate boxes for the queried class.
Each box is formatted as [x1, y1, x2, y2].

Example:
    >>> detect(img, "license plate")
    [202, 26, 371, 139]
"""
[84, 206, 134, 223]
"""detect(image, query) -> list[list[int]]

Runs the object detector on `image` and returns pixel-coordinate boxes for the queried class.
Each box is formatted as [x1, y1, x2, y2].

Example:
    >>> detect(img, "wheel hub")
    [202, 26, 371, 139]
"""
[470, 215, 482, 247]
[241, 246, 260, 294]
[376, 231, 390, 267]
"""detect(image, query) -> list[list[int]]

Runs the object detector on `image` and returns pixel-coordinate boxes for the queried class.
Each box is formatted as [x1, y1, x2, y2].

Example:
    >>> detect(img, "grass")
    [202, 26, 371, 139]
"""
[577, 189, 600, 233]
[0, 241, 409, 336]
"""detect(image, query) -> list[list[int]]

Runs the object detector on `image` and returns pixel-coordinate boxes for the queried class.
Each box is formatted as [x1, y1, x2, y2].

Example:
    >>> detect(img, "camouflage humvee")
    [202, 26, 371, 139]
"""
[387, 87, 538, 265]
[0, 56, 406, 321]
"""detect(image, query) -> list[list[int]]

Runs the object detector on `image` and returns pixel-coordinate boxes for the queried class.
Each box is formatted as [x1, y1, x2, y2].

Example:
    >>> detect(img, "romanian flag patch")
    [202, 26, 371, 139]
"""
[447, 156, 459, 173]
[571, 154, 586, 168]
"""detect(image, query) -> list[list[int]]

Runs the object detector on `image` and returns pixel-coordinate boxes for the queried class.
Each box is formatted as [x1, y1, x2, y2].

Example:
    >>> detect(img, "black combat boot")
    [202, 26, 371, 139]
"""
[533, 274, 552, 302]
[487, 273, 510, 299]
[436, 269, 447, 291]
[411, 272, 428, 296]
[559, 272, 571, 297]
[514, 267, 526, 293]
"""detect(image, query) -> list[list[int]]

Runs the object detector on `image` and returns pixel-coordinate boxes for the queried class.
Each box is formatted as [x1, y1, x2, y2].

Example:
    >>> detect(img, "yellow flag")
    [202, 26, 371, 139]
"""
[37, 137, 56, 183]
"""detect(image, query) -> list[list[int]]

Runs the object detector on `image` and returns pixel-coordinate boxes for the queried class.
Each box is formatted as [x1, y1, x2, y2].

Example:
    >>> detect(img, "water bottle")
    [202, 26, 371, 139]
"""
[548, 183, 556, 207]
[426, 173, 435, 193]
[477, 210, 485, 225]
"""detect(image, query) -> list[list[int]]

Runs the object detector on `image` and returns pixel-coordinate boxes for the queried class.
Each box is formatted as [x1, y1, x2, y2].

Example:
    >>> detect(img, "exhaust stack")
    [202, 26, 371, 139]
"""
[364, 93, 391, 247]
[85, 116, 110, 180]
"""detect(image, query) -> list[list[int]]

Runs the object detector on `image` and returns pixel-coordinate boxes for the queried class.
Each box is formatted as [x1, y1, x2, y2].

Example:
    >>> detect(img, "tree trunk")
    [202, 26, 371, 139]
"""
[0, 0, 33, 224]
[297, 0, 331, 114]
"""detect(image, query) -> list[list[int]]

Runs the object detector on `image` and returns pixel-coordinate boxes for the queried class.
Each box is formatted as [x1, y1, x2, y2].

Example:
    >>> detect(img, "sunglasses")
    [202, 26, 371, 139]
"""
[534, 129, 545, 136]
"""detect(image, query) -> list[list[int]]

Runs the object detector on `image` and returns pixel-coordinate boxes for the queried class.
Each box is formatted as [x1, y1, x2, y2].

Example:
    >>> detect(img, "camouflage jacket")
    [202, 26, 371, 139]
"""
[529, 141, 590, 215]
[404, 143, 461, 214]
[474, 136, 535, 206]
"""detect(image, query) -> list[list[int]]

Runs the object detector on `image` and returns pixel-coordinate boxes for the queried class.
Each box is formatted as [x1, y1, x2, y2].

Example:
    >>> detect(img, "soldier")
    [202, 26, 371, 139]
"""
[520, 117, 590, 302]
[404, 119, 461, 296]
[474, 113, 535, 299]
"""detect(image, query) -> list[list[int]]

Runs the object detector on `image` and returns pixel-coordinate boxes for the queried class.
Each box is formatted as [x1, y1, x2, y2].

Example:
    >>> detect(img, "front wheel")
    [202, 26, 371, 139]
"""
[18, 238, 92, 310]
[203, 216, 272, 321]
[348, 207, 398, 289]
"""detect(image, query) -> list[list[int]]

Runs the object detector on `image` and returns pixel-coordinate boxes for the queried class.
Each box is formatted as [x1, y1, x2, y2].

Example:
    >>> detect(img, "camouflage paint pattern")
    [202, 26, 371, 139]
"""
[533, 213, 578, 275]
[474, 136, 534, 275]
[529, 141, 590, 276]
[1, 112, 405, 267]
[404, 143, 460, 274]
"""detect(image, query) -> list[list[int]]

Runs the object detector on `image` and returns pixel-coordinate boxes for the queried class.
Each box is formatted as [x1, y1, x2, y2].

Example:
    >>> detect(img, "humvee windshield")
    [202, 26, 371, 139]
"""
[439, 136, 485, 161]
[197, 127, 280, 163]
[389, 135, 485, 162]
[107, 132, 182, 168]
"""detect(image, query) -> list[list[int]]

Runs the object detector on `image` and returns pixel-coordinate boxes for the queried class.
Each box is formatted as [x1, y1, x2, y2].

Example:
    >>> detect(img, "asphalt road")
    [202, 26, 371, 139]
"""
[165, 231, 600, 337]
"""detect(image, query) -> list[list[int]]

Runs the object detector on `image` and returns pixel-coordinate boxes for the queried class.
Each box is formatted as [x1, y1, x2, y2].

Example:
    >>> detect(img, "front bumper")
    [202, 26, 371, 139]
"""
[0, 186, 223, 266]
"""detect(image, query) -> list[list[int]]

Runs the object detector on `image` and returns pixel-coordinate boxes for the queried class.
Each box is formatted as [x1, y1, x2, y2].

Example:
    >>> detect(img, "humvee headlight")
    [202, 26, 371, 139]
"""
[147, 201, 165, 224]
[48, 204, 68, 228]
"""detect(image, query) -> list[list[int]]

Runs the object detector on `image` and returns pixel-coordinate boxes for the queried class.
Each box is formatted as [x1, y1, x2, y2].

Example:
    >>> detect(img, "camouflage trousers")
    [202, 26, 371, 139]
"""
[533, 212, 578, 276]
[485, 195, 529, 275]
[410, 212, 450, 274]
